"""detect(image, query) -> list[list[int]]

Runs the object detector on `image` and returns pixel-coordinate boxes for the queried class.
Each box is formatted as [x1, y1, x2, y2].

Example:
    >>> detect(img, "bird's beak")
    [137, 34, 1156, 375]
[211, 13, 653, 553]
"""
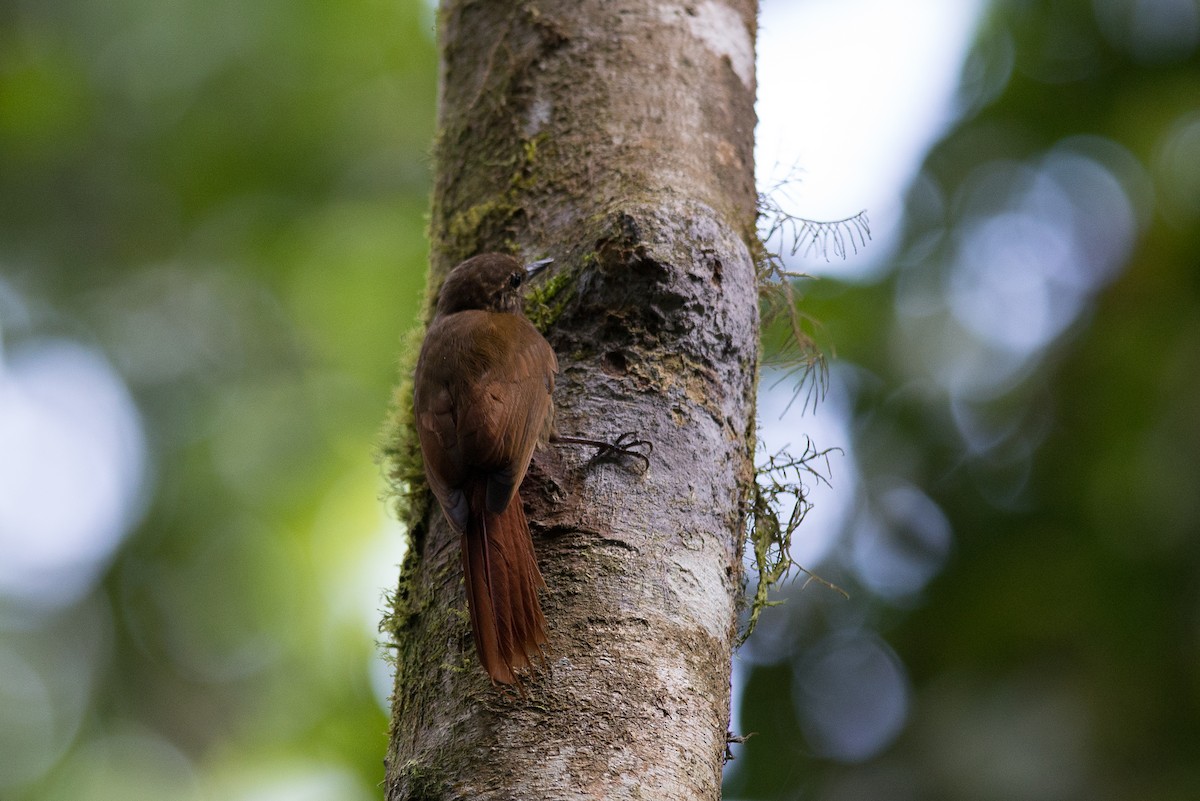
[525, 257, 554, 278]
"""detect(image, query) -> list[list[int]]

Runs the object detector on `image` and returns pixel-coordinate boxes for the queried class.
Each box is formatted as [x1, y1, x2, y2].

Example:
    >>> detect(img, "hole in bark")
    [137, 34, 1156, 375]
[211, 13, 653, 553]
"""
[601, 350, 628, 376]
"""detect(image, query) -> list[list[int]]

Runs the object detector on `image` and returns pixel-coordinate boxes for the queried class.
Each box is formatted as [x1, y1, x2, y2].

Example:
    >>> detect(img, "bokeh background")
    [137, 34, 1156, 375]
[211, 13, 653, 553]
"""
[1, 0, 1197, 799]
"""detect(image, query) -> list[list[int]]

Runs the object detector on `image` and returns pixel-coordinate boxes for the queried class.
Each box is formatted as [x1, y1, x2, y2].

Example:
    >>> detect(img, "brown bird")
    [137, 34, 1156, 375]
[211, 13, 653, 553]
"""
[413, 253, 557, 684]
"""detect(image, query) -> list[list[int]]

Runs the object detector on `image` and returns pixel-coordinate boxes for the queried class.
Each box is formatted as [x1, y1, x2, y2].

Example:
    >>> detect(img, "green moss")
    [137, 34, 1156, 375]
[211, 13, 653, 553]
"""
[444, 198, 513, 256]
[431, 132, 549, 263]
[377, 314, 436, 654]
[525, 268, 573, 330]
[514, 135, 542, 190]
[740, 406, 845, 644]
[380, 537, 423, 644]
[379, 323, 432, 532]
[395, 758, 452, 801]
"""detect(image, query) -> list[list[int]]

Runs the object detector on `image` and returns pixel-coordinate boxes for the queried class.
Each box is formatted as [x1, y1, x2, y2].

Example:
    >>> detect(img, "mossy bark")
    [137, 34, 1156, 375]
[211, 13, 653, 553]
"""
[384, 2, 759, 799]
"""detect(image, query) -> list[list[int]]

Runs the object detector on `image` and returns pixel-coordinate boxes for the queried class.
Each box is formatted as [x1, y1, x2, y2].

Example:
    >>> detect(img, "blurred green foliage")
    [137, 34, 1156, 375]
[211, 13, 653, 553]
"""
[727, 1, 1200, 800]
[0, 0, 434, 797]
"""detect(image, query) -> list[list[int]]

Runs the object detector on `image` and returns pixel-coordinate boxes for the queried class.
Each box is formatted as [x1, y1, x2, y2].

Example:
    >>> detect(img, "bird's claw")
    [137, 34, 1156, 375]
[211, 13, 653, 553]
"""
[591, 431, 652, 472]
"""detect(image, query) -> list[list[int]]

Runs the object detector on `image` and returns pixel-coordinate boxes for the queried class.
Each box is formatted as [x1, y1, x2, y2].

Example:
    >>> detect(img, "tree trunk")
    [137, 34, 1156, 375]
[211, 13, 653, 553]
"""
[384, 1, 759, 799]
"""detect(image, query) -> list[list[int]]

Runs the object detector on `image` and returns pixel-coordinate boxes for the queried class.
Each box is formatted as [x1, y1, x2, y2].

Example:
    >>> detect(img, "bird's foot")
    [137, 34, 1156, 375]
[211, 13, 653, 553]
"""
[551, 432, 652, 472]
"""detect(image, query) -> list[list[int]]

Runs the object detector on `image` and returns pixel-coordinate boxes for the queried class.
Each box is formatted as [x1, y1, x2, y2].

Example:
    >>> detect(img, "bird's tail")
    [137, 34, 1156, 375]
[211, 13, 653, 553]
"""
[461, 484, 548, 685]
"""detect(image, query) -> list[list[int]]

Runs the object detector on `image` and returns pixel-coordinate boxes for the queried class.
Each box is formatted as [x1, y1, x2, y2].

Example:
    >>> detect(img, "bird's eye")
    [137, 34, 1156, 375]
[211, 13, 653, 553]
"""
[508, 272, 523, 289]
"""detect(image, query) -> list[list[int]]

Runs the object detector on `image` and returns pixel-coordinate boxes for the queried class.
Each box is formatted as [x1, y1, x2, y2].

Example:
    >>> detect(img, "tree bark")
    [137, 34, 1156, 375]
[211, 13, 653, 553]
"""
[384, 1, 759, 799]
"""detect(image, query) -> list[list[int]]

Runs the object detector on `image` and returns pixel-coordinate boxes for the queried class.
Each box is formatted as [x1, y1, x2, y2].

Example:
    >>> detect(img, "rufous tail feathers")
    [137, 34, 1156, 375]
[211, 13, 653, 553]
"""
[460, 484, 548, 684]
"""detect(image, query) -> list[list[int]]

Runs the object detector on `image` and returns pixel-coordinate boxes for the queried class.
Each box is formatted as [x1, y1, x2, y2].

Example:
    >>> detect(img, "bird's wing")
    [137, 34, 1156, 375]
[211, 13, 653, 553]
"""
[413, 311, 557, 524]
[455, 314, 557, 511]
